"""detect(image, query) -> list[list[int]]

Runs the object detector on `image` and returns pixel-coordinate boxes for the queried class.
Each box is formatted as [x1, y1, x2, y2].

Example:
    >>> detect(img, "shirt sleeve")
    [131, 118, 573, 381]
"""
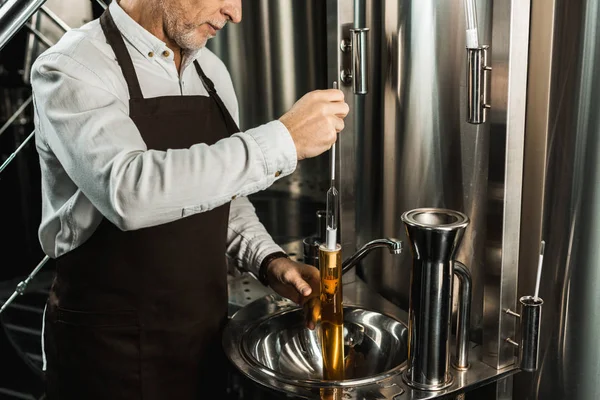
[218, 66, 287, 276]
[31, 51, 297, 231]
[226, 196, 285, 276]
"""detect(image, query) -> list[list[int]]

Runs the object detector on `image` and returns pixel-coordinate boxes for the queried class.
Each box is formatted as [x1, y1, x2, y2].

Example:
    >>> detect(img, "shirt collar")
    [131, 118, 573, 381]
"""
[108, 1, 203, 65]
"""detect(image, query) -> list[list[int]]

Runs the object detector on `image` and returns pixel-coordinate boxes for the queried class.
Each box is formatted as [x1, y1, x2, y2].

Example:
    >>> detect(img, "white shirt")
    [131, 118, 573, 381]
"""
[31, 1, 298, 277]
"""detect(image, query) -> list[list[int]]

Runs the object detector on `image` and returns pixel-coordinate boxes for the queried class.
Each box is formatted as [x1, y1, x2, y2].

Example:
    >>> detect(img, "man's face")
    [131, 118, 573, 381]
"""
[158, 0, 242, 50]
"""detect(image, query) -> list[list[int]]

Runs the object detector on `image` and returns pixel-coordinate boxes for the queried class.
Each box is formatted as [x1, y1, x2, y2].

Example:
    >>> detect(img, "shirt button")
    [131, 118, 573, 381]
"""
[148, 51, 154, 57]
[162, 50, 170, 57]
[275, 170, 282, 177]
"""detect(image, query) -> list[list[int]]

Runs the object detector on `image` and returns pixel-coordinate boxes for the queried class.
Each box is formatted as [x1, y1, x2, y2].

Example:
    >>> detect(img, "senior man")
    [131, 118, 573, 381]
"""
[31, 0, 348, 398]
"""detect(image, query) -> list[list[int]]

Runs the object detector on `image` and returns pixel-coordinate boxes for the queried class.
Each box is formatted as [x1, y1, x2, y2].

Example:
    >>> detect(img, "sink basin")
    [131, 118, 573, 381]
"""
[223, 294, 409, 397]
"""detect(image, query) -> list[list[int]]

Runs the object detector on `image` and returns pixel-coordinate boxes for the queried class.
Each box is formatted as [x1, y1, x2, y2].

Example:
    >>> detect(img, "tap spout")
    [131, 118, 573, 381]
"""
[341, 238, 402, 275]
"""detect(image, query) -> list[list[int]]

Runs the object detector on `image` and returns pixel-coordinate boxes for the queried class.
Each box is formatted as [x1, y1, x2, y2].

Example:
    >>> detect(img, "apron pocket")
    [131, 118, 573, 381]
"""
[50, 307, 142, 400]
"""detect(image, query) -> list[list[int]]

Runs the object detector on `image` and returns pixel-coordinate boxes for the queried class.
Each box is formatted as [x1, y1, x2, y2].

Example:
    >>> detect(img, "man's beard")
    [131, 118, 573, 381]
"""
[164, 14, 208, 51]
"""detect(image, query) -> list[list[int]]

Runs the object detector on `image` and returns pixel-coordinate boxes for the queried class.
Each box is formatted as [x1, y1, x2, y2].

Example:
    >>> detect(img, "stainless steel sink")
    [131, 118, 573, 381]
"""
[223, 293, 409, 398]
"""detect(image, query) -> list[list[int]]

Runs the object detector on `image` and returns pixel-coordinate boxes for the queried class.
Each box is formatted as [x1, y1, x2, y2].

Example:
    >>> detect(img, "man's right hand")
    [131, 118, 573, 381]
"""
[278, 89, 350, 160]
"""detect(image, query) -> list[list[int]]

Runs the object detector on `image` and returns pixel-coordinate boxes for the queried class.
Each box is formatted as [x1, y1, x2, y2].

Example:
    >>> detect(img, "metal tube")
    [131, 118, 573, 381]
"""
[0, 95, 32, 138]
[22, 12, 40, 85]
[453, 261, 472, 370]
[0, 0, 47, 52]
[0, 130, 35, 175]
[94, 0, 108, 10]
[39, 5, 70, 33]
[317, 210, 327, 243]
[518, 296, 543, 372]
[0, 255, 50, 314]
[467, 46, 490, 124]
[302, 237, 320, 268]
[24, 22, 53, 48]
[350, 28, 368, 94]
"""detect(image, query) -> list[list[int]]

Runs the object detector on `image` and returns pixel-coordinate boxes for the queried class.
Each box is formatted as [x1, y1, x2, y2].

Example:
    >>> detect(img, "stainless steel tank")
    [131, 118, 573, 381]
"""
[516, 0, 600, 398]
[354, 0, 493, 340]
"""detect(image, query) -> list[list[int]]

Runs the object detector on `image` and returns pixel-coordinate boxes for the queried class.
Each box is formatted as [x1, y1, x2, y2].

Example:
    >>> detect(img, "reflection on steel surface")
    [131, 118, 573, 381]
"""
[223, 279, 519, 399]
[355, 1, 494, 346]
[242, 307, 407, 382]
[517, 0, 600, 398]
[0, 0, 47, 52]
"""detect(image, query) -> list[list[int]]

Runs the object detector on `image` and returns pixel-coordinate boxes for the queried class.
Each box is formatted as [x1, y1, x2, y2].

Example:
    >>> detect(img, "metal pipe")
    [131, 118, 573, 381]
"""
[453, 261, 473, 370]
[22, 12, 40, 85]
[0, 96, 33, 138]
[39, 5, 70, 33]
[0, 130, 35, 175]
[0, 0, 47, 52]
[0, 255, 50, 314]
[95, 0, 108, 10]
[24, 22, 53, 48]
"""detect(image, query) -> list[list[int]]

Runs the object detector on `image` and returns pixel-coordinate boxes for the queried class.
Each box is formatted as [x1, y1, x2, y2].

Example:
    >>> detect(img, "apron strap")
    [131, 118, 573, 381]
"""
[99, 9, 144, 100]
[194, 60, 240, 133]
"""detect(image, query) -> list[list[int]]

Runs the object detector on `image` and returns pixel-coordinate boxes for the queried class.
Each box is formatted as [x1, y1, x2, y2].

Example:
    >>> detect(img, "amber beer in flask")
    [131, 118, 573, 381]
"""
[319, 243, 344, 381]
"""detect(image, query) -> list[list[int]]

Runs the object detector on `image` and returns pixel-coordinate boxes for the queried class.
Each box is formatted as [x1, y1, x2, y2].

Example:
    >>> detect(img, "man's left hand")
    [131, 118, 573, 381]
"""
[264, 257, 321, 329]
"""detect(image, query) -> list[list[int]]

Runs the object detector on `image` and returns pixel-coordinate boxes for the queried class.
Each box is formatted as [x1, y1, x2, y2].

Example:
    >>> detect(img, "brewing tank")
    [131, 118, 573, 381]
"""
[516, 0, 600, 398]
[355, 0, 493, 339]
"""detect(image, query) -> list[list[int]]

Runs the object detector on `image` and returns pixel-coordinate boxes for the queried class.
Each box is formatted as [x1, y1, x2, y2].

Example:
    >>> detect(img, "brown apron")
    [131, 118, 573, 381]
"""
[43, 8, 239, 400]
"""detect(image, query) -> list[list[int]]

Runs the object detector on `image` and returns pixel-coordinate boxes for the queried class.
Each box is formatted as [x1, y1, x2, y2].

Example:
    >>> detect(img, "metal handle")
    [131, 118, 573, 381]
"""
[340, 28, 369, 94]
[452, 261, 472, 370]
[467, 45, 492, 124]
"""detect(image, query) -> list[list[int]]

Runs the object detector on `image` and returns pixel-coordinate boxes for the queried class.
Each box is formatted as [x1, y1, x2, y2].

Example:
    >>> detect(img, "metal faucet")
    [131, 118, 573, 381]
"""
[341, 238, 403, 275]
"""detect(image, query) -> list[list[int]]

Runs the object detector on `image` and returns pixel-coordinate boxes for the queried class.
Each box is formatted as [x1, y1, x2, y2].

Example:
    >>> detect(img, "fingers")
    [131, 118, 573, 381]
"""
[282, 268, 313, 298]
[322, 98, 350, 117]
[331, 116, 345, 133]
[303, 296, 321, 330]
[315, 88, 345, 102]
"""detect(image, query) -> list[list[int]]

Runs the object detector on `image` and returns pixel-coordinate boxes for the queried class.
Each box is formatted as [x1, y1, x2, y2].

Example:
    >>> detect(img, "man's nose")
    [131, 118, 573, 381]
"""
[222, 0, 242, 24]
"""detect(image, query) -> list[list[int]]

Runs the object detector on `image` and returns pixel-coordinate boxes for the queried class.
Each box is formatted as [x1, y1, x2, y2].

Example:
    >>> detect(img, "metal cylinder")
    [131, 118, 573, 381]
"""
[401, 208, 470, 391]
[518, 295, 543, 372]
[350, 28, 369, 95]
[467, 46, 490, 124]
[317, 209, 327, 243]
[302, 210, 328, 268]
[302, 237, 320, 268]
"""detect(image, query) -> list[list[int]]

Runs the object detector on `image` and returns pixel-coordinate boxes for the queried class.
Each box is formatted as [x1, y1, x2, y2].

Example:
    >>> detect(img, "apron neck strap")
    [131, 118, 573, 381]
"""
[99, 9, 144, 100]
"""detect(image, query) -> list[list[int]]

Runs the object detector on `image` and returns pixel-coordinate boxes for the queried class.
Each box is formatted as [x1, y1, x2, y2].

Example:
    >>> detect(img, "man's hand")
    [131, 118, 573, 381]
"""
[279, 89, 350, 161]
[264, 257, 321, 330]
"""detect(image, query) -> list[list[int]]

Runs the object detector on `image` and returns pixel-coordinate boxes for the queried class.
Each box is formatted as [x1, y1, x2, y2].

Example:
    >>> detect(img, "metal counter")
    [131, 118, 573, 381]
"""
[226, 270, 518, 400]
